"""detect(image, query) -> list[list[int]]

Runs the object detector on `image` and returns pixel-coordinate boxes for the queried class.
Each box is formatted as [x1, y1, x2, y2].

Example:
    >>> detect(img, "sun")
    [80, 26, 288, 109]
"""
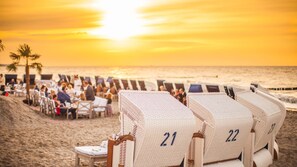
[89, 0, 148, 40]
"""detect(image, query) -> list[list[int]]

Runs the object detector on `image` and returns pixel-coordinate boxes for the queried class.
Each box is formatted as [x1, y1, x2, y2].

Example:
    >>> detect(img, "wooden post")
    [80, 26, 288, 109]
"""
[243, 131, 255, 167]
[75, 153, 80, 167]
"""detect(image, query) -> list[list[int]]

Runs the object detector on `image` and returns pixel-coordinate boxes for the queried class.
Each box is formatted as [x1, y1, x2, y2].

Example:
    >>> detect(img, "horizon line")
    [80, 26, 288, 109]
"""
[1, 64, 297, 68]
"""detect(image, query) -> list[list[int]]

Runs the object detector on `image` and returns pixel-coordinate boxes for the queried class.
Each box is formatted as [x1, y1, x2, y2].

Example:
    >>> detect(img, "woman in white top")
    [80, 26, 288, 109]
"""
[73, 75, 82, 91]
[66, 84, 75, 98]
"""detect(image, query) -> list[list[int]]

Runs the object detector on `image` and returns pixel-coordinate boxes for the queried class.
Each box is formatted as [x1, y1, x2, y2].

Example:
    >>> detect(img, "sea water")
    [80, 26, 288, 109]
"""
[1, 66, 297, 98]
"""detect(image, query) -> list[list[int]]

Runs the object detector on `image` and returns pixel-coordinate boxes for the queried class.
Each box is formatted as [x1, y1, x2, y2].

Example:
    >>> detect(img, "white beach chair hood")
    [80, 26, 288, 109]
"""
[236, 91, 282, 152]
[119, 91, 196, 167]
[187, 93, 253, 165]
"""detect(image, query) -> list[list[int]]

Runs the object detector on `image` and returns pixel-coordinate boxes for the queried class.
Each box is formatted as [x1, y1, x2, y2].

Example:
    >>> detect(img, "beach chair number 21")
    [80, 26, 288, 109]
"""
[160, 132, 177, 146]
[226, 129, 239, 142]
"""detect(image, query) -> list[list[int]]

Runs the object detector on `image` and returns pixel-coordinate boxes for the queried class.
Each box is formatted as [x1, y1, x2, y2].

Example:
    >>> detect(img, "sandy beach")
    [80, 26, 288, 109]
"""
[0, 96, 296, 167]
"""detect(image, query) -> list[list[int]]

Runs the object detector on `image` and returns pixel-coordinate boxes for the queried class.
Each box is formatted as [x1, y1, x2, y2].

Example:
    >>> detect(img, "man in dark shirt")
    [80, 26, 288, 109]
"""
[83, 80, 95, 101]
[57, 86, 71, 104]
[57, 86, 76, 119]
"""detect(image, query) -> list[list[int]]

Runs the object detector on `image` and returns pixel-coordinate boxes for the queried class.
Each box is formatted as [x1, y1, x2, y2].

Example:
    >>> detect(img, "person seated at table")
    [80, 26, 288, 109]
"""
[159, 85, 166, 91]
[40, 85, 48, 97]
[53, 94, 61, 115]
[96, 84, 103, 97]
[80, 92, 86, 101]
[109, 85, 117, 95]
[67, 84, 75, 98]
[58, 82, 67, 92]
[58, 86, 76, 119]
[173, 89, 180, 100]
[49, 90, 56, 99]
[33, 84, 38, 91]
[73, 75, 82, 91]
[83, 80, 95, 101]
[58, 86, 71, 103]
[8, 79, 16, 90]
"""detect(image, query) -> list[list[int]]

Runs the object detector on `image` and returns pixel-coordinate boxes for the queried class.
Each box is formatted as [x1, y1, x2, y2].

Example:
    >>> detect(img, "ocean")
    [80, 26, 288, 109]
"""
[1, 66, 297, 98]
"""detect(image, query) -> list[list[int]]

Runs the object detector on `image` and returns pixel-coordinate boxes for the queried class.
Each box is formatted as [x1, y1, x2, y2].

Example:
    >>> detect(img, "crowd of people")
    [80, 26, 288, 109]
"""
[0, 74, 25, 95]
[0, 73, 114, 119]
[1, 73, 187, 117]
[159, 85, 187, 105]
[42, 78, 114, 119]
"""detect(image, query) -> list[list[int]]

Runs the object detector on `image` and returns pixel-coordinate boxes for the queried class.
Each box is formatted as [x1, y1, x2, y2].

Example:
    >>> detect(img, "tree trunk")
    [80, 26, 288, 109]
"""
[26, 63, 30, 105]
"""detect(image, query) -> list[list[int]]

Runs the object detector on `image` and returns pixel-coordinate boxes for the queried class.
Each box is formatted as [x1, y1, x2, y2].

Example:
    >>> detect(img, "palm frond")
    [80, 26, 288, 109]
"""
[29, 54, 41, 60]
[18, 44, 31, 57]
[30, 62, 43, 74]
[0, 40, 4, 52]
[6, 62, 19, 72]
[9, 52, 21, 62]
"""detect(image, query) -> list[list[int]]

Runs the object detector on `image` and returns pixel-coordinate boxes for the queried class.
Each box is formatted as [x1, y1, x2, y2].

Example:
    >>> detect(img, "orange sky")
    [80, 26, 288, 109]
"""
[0, 0, 296, 66]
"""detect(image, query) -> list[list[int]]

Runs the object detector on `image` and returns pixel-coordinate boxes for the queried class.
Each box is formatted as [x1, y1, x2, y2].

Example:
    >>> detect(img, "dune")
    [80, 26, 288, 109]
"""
[0, 96, 296, 167]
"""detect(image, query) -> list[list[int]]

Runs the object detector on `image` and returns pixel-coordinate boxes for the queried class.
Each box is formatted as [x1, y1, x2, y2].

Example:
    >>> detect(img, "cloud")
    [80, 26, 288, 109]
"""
[0, 1, 101, 31]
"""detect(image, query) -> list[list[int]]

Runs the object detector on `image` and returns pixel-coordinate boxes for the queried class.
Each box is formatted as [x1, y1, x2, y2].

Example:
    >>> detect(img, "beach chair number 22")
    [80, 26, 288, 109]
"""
[226, 129, 239, 142]
[160, 132, 177, 146]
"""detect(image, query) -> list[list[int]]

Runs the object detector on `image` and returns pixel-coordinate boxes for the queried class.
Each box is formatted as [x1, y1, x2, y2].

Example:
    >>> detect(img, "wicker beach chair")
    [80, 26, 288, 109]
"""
[106, 77, 114, 88]
[121, 79, 129, 90]
[23, 74, 36, 86]
[108, 91, 196, 167]
[74, 91, 196, 167]
[188, 84, 203, 93]
[235, 90, 282, 167]
[76, 101, 93, 119]
[67, 75, 72, 83]
[254, 89, 286, 141]
[130, 80, 138, 90]
[138, 80, 146, 91]
[113, 79, 121, 90]
[40, 74, 53, 80]
[79, 76, 85, 84]
[205, 84, 220, 93]
[164, 82, 174, 93]
[85, 76, 92, 85]
[175, 83, 185, 91]
[156, 80, 165, 91]
[95, 76, 106, 88]
[186, 93, 253, 167]
[4, 74, 17, 85]
[61, 74, 67, 82]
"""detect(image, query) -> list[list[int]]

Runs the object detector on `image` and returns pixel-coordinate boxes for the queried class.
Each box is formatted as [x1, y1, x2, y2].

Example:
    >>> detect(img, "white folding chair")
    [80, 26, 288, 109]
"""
[76, 101, 93, 119]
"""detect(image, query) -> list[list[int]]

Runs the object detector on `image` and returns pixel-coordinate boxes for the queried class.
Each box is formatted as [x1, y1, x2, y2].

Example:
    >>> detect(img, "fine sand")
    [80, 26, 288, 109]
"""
[0, 96, 296, 167]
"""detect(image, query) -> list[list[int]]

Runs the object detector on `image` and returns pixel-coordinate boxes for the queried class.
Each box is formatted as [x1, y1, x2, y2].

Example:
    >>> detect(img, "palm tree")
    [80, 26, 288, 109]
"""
[0, 40, 4, 52]
[6, 44, 43, 102]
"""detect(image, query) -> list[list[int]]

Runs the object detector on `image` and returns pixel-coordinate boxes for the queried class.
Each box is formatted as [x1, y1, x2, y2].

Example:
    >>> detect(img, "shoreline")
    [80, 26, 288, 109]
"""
[0, 96, 296, 166]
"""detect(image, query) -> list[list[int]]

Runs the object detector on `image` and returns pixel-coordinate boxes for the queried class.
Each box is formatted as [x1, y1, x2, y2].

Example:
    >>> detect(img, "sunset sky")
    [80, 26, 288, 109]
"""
[0, 0, 296, 66]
